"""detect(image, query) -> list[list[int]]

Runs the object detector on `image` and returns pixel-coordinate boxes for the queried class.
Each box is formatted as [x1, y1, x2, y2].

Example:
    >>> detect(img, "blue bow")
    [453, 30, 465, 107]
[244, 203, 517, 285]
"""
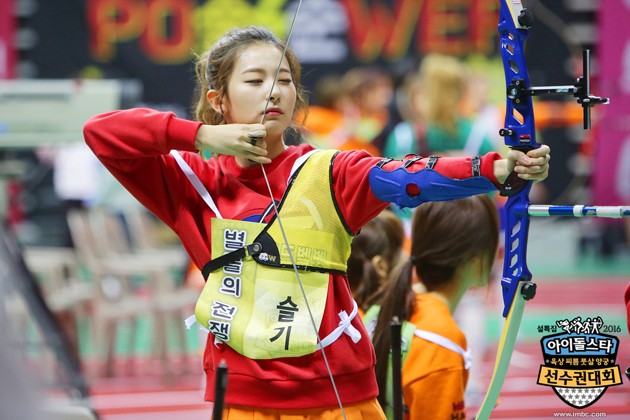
[476, 1, 614, 418]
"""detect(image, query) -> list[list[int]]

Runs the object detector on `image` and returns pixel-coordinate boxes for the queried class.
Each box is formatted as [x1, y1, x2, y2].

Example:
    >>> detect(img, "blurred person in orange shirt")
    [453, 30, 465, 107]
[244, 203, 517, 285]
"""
[364, 195, 500, 419]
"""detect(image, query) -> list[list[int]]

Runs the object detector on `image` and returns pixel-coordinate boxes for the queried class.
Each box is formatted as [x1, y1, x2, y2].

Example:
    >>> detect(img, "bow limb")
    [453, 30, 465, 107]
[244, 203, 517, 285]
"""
[256, 1, 348, 418]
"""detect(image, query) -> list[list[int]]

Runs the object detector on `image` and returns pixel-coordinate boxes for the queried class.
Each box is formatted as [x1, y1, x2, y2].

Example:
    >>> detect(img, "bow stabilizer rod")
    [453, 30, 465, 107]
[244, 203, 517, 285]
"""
[528, 205, 630, 218]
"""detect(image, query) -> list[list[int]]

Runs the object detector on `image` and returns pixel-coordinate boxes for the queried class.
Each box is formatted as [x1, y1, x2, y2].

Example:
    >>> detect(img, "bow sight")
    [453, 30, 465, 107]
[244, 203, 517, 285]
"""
[503, 49, 610, 131]
[500, 8, 609, 135]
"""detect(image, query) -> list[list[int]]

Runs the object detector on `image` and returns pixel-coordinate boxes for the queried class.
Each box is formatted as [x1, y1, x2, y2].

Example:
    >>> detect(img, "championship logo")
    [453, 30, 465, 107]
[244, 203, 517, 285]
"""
[537, 316, 623, 409]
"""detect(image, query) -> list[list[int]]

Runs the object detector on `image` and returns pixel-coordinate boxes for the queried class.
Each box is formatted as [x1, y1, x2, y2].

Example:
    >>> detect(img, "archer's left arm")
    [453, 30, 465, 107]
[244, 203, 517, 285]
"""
[368, 145, 551, 209]
[329, 147, 551, 232]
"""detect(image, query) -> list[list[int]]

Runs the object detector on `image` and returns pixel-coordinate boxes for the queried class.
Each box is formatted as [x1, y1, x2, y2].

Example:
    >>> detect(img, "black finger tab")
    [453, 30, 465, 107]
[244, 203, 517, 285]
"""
[248, 134, 262, 145]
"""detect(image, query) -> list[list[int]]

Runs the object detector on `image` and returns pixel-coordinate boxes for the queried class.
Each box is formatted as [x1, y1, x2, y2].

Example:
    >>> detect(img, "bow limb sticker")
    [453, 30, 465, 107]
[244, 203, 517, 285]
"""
[536, 316, 623, 409]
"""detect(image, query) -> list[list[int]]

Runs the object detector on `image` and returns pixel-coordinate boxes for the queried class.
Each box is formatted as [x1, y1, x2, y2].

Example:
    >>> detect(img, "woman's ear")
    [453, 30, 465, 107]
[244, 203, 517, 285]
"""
[371, 255, 389, 282]
[206, 89, 223, 114]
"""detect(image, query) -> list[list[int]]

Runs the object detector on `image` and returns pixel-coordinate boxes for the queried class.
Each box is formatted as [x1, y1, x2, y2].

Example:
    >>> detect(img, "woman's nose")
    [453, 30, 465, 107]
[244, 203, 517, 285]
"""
[267, 82, 281, 102]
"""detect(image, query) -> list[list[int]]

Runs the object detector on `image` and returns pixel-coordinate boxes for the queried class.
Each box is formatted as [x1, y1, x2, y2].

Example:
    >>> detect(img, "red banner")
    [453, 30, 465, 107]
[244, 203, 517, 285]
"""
[27, 0, 502, 114]
[593, 0, 630, 206]
[0, 0, 15, 79]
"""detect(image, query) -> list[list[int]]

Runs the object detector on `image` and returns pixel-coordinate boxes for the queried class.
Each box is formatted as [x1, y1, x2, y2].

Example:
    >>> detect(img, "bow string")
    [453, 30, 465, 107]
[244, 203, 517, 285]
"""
[255, 1, 348, 418]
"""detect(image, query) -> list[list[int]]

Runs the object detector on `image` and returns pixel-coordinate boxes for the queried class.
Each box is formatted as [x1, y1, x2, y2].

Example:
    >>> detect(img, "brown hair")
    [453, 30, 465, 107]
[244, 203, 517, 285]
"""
[416, 54, 467, 134]
[371, 195, 499, 407]
[346, 210, 404, 311]
[193, 26, 309, 127]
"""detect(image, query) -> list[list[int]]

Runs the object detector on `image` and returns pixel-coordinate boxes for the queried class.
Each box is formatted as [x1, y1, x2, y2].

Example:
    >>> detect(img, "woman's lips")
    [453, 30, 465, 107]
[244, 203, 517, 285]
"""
[265, 107, 283, 116]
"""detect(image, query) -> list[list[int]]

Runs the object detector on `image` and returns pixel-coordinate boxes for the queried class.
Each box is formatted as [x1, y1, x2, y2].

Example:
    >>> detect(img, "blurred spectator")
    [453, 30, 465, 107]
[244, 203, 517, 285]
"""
[370, 58, 419, 155]
[302, 74, 351, 149]
[383, 54, 498, 159]
[346, 209, 406, 315]
[339, 66, 394, 155]
[460, 71, 504, 157]
[304, 66, 394, 157]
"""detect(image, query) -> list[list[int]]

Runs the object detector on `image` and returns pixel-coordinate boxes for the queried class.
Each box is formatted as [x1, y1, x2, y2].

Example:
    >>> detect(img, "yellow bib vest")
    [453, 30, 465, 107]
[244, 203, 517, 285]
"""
[194, 149, 357, 359]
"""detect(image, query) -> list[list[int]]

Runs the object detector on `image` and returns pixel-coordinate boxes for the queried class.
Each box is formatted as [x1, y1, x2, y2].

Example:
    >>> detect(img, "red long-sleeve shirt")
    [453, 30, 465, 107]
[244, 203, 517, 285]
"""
[83, 108, 501, 409]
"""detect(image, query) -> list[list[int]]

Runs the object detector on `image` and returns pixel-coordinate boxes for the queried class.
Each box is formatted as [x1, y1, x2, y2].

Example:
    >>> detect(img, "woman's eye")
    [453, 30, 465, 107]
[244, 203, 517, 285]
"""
[279, 79, 293, 84]
[246, 79, 263, 84]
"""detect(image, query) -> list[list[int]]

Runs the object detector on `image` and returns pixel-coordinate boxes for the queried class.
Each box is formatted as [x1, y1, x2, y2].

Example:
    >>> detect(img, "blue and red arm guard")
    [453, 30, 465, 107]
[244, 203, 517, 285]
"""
[368, 154, 501, 209]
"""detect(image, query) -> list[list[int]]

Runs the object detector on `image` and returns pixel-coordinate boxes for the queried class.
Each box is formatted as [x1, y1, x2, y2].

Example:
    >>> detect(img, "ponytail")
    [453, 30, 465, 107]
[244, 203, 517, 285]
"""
[371, 259, 416, 407]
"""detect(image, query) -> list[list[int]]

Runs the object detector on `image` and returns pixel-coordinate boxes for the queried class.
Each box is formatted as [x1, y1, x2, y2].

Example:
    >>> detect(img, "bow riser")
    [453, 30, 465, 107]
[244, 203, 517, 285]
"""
[499, 1, 538, 150]
[498, 0, 538, 318]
